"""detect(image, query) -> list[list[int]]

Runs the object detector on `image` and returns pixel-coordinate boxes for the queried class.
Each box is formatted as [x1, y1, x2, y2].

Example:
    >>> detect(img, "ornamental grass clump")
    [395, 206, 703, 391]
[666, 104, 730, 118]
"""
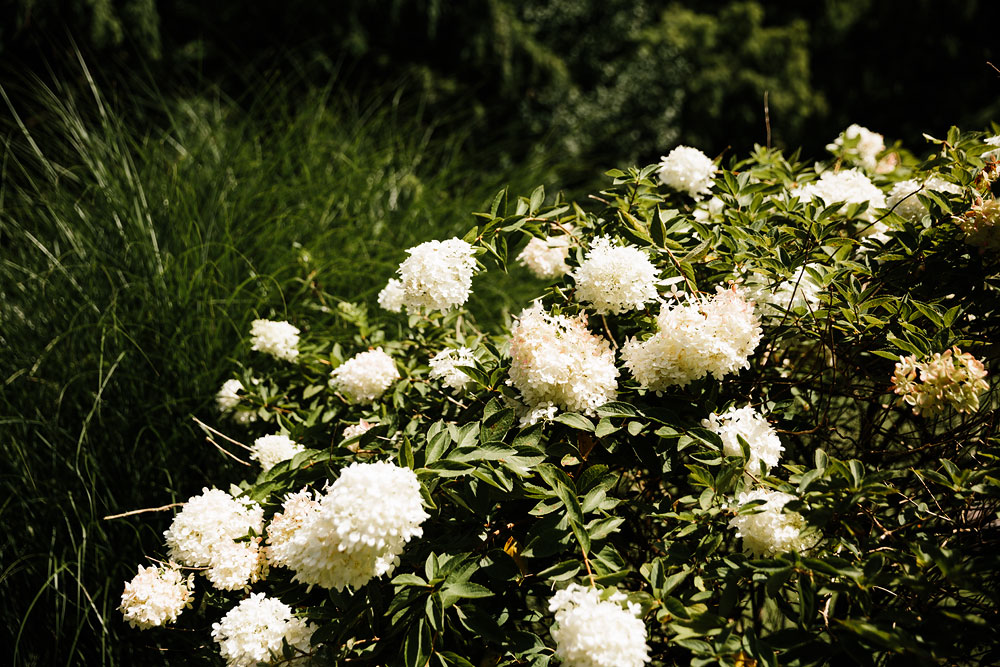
[115, 125, 1000, 666]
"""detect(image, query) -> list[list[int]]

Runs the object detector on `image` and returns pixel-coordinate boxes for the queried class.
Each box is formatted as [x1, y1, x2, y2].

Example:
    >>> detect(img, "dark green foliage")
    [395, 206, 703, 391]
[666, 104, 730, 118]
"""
[4, 1, 999, 165]
[0, 70, 558, 665]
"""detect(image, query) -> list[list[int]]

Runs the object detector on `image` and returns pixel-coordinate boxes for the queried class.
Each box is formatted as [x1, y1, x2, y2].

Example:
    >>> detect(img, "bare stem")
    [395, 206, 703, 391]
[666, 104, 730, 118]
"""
[103, 503, 184, 521]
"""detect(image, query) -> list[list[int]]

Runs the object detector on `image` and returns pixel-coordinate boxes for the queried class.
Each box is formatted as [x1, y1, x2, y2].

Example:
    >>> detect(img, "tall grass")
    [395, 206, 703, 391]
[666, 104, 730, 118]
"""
[0, 62, 562, 665]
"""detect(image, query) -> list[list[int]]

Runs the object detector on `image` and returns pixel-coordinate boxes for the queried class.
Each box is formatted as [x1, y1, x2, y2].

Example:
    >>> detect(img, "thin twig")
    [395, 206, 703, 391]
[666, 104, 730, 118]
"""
[581, 545, 596, 587]
[103, 503, 184, 521]
[600, 314, 618, 349]
[205, 435, 252, 466]
[192, 416, 252, 451]
[763, 90, 771, 149]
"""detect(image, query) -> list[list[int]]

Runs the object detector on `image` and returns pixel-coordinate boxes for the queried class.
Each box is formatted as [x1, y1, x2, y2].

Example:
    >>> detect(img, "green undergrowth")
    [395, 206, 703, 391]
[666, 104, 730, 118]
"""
[0, 65, 562, 665]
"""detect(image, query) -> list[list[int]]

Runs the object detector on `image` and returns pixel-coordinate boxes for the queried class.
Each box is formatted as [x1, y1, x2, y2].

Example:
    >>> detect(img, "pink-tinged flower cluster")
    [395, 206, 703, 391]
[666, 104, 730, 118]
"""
[266, 461, 428, 591]
[892, 347, 988, 416]
[507, 303, 618, 420]
[518, 234, 571, 280]
[957, 200, 1000, 251]
[119, 564, 193, 629]
[621, 287, 762, 390]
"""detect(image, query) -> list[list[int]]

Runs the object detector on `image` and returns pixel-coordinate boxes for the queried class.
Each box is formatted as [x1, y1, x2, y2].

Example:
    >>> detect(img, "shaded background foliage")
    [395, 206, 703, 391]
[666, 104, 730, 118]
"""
[4, 0, 1000, 165]
[1, 1, 999, 665]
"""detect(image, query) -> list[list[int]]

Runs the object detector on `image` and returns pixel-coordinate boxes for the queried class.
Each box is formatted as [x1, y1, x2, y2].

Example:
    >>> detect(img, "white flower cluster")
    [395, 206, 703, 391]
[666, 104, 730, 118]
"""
[892, 347, 989, 416]
[729, 489, 810, 557]
[703, 406, 784, 477]
[428, 346, 476, 391]
[548, 584, 650, 667]
[250, 434, 305, 472]
[759, 265, 824, 312]
[657, 145, 715, 199]
[163, 489, 265, 591]
[395, 238, 477, 311]
[266, 461, 428, 591]
[250, 319, 300, 362]
[518, 234, 571, 280]
[507, 304, 618, 419]
[692, 195, 726, 221]
[886, 177, 963, 221]
[621, 287, 762, 390]
[329, 347, 399, 404]
[798, 168, 886, 222]
[983, 135, 1000, 161]
[217, 379, 244, 412]
[571, 236, 660, 314]
[217, 379, 257, 424]
[377, 278, 406, 313]
[342, 420, 375, 441]
[119, 564, 193, 630]
[827, 124, 884, 170]
[957, 200, 1000, 250]
[211, 593, 315, 667]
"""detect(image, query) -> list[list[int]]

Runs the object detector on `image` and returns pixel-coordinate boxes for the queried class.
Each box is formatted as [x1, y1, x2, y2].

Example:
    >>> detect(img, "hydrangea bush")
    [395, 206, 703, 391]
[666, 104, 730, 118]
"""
[119, 128, 1000, 665]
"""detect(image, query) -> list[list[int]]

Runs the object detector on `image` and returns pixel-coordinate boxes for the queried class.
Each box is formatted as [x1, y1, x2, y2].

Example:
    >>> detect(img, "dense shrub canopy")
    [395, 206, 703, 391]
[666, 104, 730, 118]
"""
[116, 128, 1000, 665]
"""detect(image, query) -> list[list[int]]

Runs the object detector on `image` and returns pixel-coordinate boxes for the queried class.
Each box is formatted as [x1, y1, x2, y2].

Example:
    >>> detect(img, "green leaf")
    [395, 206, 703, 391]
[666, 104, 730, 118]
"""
[392, 573, 428, 587]
[302, 384, 324, 399]
[425, 430, 451, 465]
[596, 402, 645, 419]
[586, 516, 624, 540]
[529, 185, 545, 214]
[490, 188, 507, 218]
[481, 407, 515, 444]
[425, 459, 474, 477]
[439, 582, 494, 608]
[570, 519, 591, 555]
[403, 617, 431, 666]
[449, 444, 517, 463]
[554, 412, 595, 432]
